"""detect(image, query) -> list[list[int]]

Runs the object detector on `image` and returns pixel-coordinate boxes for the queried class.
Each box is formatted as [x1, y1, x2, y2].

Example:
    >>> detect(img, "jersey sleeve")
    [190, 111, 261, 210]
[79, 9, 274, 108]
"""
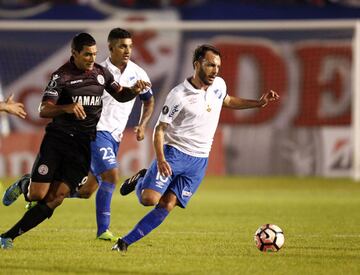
[217, 77, 227, 101]
[42, 73, 63, 103]
[158, 89, 183, 124]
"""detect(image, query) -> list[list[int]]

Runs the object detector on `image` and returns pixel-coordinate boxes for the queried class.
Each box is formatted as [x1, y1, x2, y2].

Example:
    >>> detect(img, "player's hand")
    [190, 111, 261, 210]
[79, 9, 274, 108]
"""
[3, 94, 27, 119]
[64, 103, 86, 120]
[259, 90, 280, 107]
[130, 80, 151, 95]
[157, 159, 172, 178]
[134, 125, 145, 141]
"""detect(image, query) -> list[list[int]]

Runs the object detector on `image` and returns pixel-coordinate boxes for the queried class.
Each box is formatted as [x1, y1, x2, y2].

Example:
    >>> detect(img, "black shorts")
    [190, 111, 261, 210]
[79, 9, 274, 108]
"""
[31, 129, 91, 194]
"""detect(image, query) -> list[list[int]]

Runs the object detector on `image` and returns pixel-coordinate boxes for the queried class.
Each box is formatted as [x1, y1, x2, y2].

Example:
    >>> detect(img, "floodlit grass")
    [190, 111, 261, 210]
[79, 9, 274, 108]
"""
[1, 176, 360, 274]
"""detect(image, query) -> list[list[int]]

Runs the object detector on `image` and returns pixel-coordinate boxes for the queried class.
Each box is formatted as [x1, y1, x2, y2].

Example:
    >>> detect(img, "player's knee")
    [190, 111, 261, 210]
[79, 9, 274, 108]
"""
[77, 186, 95, 198]
[157, 199, 177, 212]
[78, 190, 92, 199]
[140, 194, 159, 206]
[46, 193, 66, 208]
[101, 169, 118, 184]
[28, 190, 47, 201]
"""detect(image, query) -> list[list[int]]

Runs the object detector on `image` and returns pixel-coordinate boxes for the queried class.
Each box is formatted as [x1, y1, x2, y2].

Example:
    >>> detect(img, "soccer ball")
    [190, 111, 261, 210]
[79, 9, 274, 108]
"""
[254, 224, 285, 252]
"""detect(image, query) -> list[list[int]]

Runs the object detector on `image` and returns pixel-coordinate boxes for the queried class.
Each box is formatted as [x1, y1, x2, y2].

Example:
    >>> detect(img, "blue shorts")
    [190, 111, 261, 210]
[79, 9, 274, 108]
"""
[141, 145, 208, 208]
[90, 131, 120, 177]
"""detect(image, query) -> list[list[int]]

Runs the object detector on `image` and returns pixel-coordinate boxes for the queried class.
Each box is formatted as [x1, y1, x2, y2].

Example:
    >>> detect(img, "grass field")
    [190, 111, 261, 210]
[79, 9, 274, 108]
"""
[1, 176, 360, 275]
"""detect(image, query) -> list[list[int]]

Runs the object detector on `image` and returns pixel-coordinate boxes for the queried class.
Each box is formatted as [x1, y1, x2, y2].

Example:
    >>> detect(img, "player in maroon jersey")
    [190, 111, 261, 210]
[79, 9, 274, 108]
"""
[0, 33, 150, 249]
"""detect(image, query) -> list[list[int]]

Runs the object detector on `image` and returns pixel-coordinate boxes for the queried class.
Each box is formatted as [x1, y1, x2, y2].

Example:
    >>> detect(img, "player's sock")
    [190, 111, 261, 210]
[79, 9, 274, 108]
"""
[68, 192, 79, 198]
[122, 205, 169, 245]
[135, 177, 144, 203]
[18, 175, 31, 202]
[0, 201, 53, 240]
[96, 181, 115, 236]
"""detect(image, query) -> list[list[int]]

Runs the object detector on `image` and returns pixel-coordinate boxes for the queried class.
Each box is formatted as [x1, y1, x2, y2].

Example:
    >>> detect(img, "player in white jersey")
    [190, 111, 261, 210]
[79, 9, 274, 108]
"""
[111, 44, 279, 252]
[77, 28, 154, 241]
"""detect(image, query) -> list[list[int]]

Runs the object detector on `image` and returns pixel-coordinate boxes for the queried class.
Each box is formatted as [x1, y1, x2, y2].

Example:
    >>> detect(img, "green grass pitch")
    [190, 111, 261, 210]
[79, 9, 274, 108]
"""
[1, 176, 360, 275]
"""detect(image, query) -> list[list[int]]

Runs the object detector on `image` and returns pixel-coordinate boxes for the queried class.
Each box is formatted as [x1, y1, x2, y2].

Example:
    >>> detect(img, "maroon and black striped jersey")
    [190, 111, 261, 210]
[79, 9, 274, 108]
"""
[42, 57, 122, 139]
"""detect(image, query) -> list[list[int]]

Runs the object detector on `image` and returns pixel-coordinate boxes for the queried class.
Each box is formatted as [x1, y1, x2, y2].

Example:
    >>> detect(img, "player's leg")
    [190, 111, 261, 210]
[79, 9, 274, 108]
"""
[87, 131, 120, 240]
[0, 180, 69, 249]
[76, 172, 99, 199]
[113, 146, 182, 252]
[95, 168, 118, 241]
[112, 190, 176, 252]
[120, 168, 147, 196]
[2, 131, 61, 206]
[112, 147, 208, 252]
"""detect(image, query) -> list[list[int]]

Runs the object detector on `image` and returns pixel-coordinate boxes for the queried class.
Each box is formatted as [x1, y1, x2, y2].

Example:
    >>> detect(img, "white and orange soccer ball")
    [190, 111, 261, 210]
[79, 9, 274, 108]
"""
[254, 224, 285, 252]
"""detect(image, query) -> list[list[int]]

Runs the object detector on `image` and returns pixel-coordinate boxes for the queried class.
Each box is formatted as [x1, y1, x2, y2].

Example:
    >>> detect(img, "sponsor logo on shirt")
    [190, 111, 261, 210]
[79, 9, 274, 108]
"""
[169, 104, 180, 117]
[72, 96, 102, 106]
[44, 90, 58, 97]
[70, 79, 83, 85]
[162, 105, 169, 115]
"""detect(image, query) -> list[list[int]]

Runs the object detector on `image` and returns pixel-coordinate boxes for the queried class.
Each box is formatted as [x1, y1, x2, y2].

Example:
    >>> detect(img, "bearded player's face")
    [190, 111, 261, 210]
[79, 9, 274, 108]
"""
[198, 51, 221, 86]
[73, 45, 97, 71]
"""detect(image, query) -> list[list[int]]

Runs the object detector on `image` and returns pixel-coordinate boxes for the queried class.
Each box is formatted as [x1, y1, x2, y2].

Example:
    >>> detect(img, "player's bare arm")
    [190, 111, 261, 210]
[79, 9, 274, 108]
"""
[154, 121, 172, 177]
[109, 80, 151, 103]
[39, 101, 86, 120]
[134, 96, 155, 141]
[223, 90, 279, 109]
[0, 94, 27, 119]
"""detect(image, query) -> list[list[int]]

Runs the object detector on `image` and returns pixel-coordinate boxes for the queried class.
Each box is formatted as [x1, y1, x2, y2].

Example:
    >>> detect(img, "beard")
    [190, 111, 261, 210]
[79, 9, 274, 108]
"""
[198, 69, 213, 86]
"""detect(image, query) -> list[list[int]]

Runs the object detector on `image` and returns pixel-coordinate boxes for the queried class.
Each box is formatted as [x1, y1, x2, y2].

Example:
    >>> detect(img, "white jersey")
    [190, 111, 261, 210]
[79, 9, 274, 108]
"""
[158, 77, 227, 157]
[97, 58, 152, 142]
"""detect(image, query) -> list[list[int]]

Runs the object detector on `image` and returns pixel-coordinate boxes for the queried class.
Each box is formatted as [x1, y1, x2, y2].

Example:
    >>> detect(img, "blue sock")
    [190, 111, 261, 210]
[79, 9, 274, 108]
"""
[96, 181, 115, 236]
[123, 206, 169, 245]
[135, 177, 144, 203]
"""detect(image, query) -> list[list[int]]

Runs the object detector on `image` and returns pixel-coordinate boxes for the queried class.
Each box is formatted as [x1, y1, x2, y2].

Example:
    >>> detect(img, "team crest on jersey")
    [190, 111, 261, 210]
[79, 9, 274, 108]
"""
[162, 105, 169, 115]
[97, 74, 105, 85]
[213, 89, 222, 99]
[38, 164, 49, 175]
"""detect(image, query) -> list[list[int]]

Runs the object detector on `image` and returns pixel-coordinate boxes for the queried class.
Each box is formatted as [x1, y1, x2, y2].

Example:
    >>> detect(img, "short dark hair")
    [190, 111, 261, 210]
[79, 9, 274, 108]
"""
[71, 33, 96, 53]
[192, 44, 221, 68]
[107, 28, 132, 42]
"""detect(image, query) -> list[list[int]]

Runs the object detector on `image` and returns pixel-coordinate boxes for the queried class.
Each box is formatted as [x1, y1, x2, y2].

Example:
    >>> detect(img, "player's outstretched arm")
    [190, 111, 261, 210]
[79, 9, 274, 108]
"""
[109, 80, 151, 103]
[154, 121, 172, 177]
[223, 90, 279, 109]
[0, 94, 27, 119]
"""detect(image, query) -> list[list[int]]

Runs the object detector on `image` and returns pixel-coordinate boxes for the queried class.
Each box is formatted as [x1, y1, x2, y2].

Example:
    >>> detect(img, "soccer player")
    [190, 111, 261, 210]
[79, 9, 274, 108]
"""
[75, 28, 154, 241]
[0, 94, 26, 119]
[0, 32, 150, 249]
[112, 44, 280, 252]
